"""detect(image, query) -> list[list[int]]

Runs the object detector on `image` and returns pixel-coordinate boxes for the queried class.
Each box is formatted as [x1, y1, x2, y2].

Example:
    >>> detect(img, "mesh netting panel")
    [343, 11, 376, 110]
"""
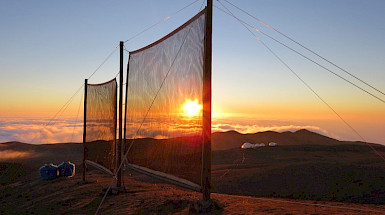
[125, 10, 205, 186]
[85, 78, 117, 172]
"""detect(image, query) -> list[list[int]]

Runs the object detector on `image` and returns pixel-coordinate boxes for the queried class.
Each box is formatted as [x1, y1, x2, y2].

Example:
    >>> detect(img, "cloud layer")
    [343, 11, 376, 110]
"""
[0, 116, 334, 144]
[0, 117, 83, 144]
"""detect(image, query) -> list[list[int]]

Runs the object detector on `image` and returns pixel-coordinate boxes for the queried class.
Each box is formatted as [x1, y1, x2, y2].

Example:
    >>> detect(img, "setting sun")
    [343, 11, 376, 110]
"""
[183, 99, 202, 117]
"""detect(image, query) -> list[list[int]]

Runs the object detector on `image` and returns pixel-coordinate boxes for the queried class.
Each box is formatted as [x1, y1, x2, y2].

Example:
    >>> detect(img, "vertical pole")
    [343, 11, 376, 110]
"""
[114, 79, 118, 177]
[123, 58, 130, 155]
[202, 0, 212, 201]
[117, 41, 124, 187]
[83, 79, 88, 182]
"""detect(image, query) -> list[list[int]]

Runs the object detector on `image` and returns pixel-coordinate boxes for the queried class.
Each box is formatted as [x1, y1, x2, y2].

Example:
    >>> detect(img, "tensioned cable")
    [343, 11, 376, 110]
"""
[46, 85, 83, 128]
[213, 193, 385, 214]
[95, 8, 202, 215]
[88, 45, 119, 80]
[124, 12, 204, 156]
[216, 3, 385, 105]
[53, 46, 118, 123]
[70, 93, 83, 143]
[126, 17, 193, 169]
[221, 0, 385, 98]
[123, 0, 200, 44]
[215, 3, 385, 162]
[29, 0, 199, 144]
[62, 92, 83, 162]
[119, 0, 206, 193]
[95, 27, 189, 215]
[30, 85, 83, 144]
[51, 45, 118, 124]
[123, 2, 206, 192]
[30, 45, 119, 144]
[254, 26, 385, 104]
[211, 151, 245, 190]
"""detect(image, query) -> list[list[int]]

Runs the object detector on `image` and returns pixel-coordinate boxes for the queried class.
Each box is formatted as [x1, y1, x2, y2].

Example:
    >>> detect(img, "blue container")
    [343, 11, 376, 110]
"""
[58, 161, 75, 177]
[40, 164, 58, 180]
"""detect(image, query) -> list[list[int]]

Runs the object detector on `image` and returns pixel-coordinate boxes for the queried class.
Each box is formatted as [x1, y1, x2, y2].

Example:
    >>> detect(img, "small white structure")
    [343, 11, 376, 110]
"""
[242, 142, 266, 149]
[252, 143, 265, 148]
[241, 142, 254, 149]
[269, 142, 278, 147]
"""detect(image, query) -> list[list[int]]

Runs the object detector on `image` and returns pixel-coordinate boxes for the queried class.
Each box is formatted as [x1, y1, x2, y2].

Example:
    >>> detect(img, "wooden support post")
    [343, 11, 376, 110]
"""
[202, 0, 212, 202]
[117, 41, 124, 187]
[123, 57, 130, 155]
[83, 79, 88, 182]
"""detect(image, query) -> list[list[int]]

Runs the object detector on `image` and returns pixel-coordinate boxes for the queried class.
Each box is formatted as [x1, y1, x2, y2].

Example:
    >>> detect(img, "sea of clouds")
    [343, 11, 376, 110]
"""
[0, 117, 83, 144]
[0, 116, 333, 144]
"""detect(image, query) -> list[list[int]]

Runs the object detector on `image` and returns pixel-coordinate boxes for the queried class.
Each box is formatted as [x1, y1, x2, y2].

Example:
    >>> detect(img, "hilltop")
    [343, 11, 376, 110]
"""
[1, 129, 385, 214]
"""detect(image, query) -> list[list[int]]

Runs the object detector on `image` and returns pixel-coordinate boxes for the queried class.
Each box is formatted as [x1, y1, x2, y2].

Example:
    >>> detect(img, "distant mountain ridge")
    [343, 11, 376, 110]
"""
[2, 129, 371, 152]
[212, 129, 366, 151]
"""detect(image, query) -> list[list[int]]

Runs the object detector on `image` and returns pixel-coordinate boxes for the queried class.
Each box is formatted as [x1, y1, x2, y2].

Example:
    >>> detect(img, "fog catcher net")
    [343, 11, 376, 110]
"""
[85, 78, 117, 172]
[125, 10, 205, 189]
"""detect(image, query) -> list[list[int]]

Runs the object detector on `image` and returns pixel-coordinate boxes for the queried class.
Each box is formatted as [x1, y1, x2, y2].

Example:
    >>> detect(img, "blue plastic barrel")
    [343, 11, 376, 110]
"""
[58, 161, 75, 177]
[39, 164, 58, 180]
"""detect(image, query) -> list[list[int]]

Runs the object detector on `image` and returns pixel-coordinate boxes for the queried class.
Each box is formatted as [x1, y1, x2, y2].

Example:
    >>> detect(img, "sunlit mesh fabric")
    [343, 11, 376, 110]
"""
[125, 10, 205, 187]
[85, 78, 117, 172]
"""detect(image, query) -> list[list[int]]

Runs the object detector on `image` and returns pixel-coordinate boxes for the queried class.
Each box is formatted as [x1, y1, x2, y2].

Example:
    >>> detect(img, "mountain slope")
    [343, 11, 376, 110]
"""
[212, 129, 365, 151]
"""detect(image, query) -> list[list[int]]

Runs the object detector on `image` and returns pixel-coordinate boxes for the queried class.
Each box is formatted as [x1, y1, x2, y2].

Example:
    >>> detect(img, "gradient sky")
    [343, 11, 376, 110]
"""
[1, 0, 384, 144]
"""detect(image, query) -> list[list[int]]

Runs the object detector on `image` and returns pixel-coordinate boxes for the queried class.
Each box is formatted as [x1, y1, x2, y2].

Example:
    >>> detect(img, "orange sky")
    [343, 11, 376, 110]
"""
[1, 0, 384, 145]
[1, 96, 384, 145]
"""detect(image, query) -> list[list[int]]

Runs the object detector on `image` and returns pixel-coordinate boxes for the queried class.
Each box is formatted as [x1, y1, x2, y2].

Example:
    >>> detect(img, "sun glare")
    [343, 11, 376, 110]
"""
[183, 99, 202, 117]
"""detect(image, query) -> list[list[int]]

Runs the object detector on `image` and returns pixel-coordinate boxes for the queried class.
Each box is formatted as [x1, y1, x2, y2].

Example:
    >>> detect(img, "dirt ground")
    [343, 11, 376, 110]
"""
[2, 168, 385, 215]
[1, 141, 385, 214]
